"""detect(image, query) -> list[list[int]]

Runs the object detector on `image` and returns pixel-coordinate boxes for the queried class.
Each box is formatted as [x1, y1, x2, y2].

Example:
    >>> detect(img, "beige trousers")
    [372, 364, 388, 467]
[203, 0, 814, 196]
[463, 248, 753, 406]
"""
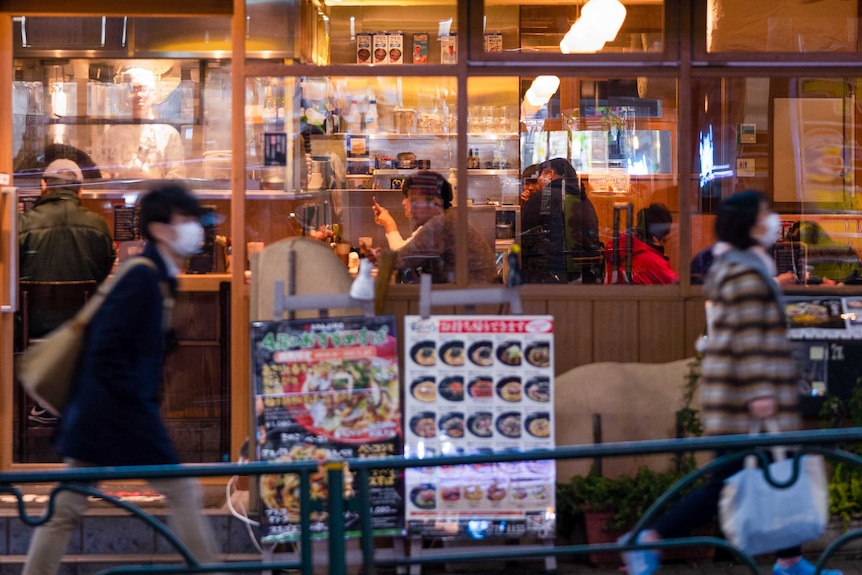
[22, 459, 220, 575]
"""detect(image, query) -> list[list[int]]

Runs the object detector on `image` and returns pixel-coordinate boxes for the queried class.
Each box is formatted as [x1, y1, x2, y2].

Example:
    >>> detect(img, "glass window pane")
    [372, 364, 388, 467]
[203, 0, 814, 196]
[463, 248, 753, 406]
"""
[706, 0, 860, 53]
[484, 1, 665, 56]
[325, 3, 457, 65]
[469, 74, 679, 286]
[691, 77, 862, 286]
[11, 23, 232, 464]
[245, 75, 490, 285]
[12, 55, 225, 187]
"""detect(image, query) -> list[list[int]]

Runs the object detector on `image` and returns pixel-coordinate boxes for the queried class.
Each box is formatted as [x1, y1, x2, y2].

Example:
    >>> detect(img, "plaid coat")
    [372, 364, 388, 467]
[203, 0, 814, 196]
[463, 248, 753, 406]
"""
[700, 250, 800, 436]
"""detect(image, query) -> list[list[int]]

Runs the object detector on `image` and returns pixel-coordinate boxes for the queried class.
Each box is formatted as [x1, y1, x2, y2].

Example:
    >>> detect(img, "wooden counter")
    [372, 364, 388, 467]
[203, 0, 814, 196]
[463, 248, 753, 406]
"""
[177, 273, 231, 292]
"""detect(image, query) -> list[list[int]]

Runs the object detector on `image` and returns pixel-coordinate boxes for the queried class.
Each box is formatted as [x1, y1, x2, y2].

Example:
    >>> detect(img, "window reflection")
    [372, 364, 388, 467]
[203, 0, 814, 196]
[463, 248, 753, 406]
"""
[692, 77, 862, 287]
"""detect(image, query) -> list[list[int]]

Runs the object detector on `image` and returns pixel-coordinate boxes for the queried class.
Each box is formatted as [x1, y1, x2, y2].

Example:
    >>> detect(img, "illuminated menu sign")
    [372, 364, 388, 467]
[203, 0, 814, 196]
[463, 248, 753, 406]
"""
[402, 315, 556, 538]
[251, 316, 402, 541]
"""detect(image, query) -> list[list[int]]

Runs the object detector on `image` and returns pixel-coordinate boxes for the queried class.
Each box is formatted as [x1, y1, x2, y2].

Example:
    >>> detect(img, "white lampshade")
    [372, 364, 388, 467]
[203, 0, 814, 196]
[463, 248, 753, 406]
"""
[524, 87, 547, 107]
[521, 100, 542, 119]
[532, 75, 561, 98]
[559, 17, 607, 54]
[582, 0, 627, 42]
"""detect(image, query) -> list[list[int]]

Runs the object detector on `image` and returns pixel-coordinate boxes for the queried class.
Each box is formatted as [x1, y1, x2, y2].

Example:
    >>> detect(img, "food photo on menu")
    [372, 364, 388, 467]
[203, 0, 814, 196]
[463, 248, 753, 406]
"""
[785, 298, 847, 331]
[250, 316, 404, 540]
[402, 315, 557, 538]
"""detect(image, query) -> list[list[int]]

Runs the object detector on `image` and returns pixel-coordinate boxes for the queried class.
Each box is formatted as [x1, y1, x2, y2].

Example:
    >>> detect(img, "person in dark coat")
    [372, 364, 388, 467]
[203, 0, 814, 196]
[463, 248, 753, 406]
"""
[520, 158, 602, 283]
[18, 159, 115, 425]
[18, 159, 115, 337]
[22, 184, 221, 575]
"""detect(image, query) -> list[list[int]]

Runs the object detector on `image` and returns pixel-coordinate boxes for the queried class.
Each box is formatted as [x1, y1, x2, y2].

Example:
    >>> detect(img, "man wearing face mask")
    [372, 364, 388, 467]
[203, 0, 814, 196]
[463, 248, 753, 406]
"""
[22, 184, 221, 575]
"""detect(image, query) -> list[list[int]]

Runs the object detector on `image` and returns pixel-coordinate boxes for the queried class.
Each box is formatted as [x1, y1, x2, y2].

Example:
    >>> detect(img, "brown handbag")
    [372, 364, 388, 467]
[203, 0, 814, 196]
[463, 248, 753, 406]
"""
[16, 257, 157, 416]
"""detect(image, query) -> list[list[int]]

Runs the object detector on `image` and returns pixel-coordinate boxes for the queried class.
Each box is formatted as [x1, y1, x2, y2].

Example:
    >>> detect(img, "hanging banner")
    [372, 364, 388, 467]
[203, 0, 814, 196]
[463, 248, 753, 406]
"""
[251, 316, 403, 542]
[402, 315, 556, 539]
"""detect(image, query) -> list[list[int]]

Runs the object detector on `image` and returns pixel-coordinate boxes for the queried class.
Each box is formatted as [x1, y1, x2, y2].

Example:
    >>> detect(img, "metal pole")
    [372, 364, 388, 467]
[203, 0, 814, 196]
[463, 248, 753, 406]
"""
[327, 462, 346, 575]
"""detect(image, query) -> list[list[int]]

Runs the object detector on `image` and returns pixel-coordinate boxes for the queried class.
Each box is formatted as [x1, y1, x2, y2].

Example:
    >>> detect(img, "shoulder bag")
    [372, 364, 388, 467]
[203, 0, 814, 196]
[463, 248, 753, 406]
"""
[16, 257, 158, 416]
[718, 418, 828, 556]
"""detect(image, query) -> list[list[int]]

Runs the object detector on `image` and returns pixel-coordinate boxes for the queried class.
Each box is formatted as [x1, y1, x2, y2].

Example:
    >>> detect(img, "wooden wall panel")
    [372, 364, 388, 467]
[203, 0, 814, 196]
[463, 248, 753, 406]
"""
[685, 296, 708, 351]
[173, 293, 220, 341]
[546, 299, 594, 373]
[638, 300, 686, 362]
[164, 346, 222, 418]
[592, 300, 640, 363]
[378, 288, 705, 373]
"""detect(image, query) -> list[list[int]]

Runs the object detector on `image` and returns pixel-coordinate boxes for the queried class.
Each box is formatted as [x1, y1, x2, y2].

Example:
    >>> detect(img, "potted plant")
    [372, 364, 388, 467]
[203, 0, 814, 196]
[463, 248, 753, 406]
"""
[820, 382, 862, 530]
[556, 356, 714, 567]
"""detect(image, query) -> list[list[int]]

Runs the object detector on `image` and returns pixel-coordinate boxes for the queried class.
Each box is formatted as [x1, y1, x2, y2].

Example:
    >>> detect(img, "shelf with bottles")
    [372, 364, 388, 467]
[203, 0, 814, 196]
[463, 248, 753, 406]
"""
[372, 168, 518, 177]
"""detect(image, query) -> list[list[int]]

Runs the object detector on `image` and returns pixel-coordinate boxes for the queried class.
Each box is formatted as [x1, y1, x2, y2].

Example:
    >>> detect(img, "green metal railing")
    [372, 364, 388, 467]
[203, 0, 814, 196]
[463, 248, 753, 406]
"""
[3, 427, 862, 575]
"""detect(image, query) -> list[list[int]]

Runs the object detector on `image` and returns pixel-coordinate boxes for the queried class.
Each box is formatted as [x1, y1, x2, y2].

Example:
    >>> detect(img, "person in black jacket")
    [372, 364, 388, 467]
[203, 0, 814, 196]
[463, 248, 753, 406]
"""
[520, 158, 602, 283]
[18, 159, 115, 424]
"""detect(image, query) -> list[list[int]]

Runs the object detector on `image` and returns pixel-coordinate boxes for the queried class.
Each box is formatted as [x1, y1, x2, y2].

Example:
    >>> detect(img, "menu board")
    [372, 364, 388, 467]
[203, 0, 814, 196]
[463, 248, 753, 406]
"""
[113, 205, 140, 241]
[251, 316, 403, 541]
[402, 315, 556, 539]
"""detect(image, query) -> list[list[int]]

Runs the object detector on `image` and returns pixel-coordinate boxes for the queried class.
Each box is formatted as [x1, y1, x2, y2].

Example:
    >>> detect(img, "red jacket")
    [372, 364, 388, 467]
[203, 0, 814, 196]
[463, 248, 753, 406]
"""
[606, 235, 679, 285]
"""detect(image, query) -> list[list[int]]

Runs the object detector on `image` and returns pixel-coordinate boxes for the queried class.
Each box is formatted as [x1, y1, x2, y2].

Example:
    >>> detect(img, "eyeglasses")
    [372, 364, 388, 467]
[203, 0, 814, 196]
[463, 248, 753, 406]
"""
[129, 84, 152, 95]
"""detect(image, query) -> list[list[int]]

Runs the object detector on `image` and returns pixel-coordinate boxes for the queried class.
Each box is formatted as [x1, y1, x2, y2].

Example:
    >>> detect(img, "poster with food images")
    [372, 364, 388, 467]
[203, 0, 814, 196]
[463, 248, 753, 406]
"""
[403, 315, 556, 538]
[251, 316, 403, 541]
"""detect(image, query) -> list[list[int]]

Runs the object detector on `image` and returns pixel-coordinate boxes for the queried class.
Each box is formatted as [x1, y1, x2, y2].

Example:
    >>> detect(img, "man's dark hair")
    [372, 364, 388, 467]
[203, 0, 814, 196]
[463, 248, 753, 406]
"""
[715, 190, 765, 250]
[138, 184, 202, 241]
[401, 171, 453, 210]
[636, 203, 673, 241]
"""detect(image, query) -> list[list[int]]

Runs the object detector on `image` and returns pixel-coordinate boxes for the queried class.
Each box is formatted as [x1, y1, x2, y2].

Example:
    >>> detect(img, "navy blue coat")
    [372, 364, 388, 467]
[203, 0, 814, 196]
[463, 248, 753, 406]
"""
[54, 244, 180, 465]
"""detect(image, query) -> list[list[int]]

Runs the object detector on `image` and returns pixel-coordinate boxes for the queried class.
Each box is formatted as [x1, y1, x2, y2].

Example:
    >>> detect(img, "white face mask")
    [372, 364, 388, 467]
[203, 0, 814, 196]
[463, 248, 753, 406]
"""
[753, 212, 782, 248]
[168, 221, 204, 257]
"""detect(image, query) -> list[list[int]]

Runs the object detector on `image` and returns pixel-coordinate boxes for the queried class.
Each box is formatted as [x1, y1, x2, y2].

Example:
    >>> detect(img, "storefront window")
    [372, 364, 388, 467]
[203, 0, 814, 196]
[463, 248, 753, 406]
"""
[483, 0, 665, 56]
[691, 77, 862, 286]
[704, 0, 860, 53]
[244, 75, 481, 286]
[11, 16, 232, 464]
[479, 74, 679, 285]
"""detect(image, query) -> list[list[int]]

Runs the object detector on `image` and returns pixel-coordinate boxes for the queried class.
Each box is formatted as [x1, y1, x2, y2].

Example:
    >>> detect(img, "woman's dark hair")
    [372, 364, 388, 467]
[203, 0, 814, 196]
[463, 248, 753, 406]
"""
[788, 220, 829, 245]
[715, 190, 765, 249]
[138, 183, 202, 241]
[401, 171, 453, 210]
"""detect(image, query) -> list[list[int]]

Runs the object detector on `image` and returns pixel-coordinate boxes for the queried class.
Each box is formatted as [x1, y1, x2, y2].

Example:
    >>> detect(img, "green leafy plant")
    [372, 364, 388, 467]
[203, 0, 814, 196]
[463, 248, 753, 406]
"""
[820, 378, 862, 526]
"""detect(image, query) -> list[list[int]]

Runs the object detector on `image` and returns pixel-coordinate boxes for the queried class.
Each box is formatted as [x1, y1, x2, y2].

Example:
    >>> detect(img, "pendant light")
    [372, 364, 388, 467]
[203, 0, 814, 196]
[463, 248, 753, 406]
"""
[582, 0, 627, 42]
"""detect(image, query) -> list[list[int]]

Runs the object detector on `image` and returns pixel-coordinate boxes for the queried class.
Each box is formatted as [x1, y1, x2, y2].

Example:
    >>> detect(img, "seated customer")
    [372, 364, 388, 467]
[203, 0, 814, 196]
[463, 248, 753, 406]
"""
[606, 203, 679, 285]
[520, 158, 602, 283]
[786, 220, 862, 283]
[371, 171, 497, 284]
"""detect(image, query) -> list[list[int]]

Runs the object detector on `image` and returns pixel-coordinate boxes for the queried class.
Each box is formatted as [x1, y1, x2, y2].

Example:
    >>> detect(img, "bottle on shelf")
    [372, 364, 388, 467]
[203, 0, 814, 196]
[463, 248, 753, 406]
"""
[365, 95, 379, 134]
[346, 99, 362, 133]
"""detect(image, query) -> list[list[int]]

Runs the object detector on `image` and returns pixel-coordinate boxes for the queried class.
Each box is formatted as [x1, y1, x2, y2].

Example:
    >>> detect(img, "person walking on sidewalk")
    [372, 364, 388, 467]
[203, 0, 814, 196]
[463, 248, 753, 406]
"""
[619, 190, 841, 575]
[22, 184, 219, 575]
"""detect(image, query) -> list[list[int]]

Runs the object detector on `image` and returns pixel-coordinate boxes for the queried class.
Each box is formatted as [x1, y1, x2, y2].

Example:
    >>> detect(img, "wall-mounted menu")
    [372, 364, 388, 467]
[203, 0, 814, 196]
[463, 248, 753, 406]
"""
[402, 315, 556, 539]
[251, 316, 403, 542]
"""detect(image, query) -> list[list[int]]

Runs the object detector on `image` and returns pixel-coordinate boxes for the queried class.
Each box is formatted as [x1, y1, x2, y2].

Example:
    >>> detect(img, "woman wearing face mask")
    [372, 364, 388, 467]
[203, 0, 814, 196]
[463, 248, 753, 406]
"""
[23, 184, 220, 575]
[619, 191, 841, 575]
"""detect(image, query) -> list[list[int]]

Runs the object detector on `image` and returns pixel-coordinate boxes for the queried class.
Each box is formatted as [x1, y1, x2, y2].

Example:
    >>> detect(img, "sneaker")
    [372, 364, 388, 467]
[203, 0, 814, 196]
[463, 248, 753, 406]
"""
[773, 558, 842, 575]
[28, 404, 59, 426]
[619, 531, 660, 575]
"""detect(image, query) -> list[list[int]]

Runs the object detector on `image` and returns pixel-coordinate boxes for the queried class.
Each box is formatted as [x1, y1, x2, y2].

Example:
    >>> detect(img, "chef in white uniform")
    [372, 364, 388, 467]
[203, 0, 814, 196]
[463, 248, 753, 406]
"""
[93, 68, 185, 180]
